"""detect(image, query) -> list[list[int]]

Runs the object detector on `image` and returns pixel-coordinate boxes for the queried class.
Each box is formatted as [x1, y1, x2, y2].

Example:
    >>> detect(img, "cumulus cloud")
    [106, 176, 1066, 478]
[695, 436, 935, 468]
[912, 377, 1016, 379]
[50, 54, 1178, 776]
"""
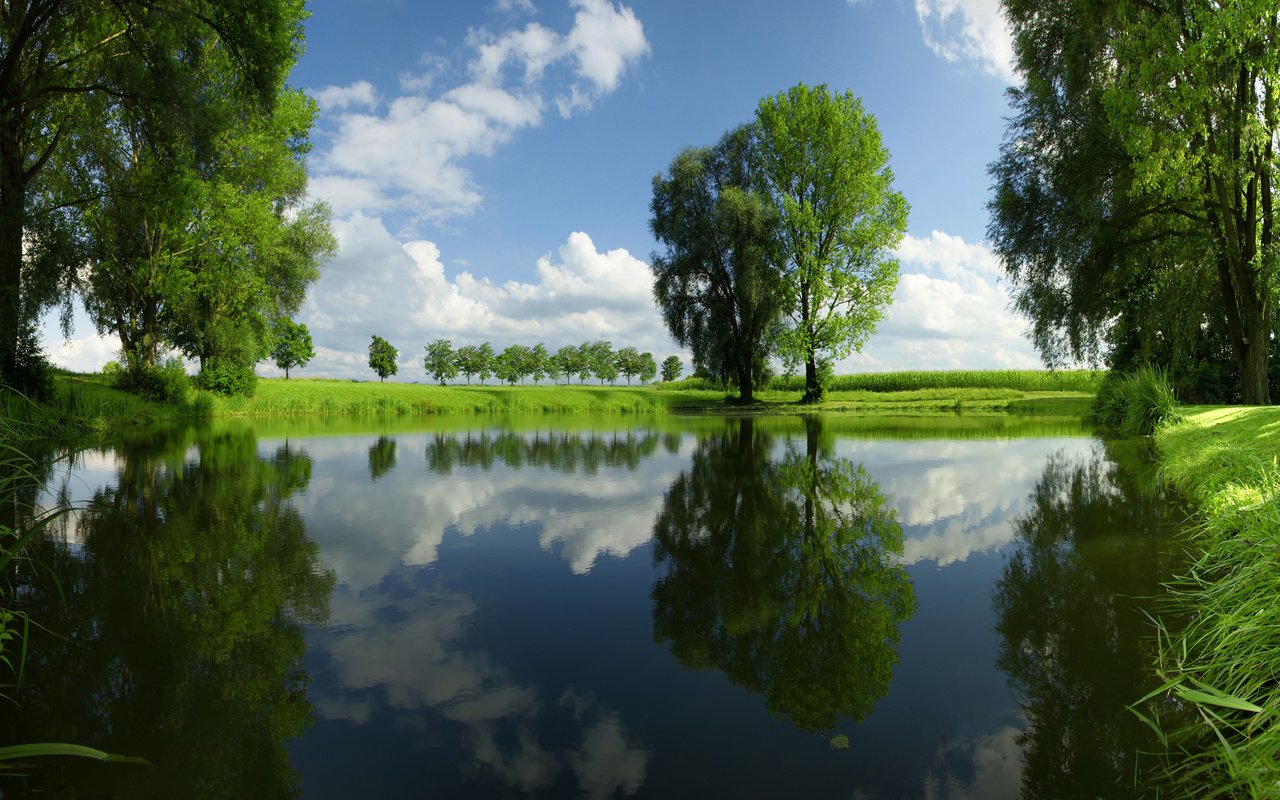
[310, 80, 381, 112]
[298, 218, 674, 380]
[846, 231, 1039, 372]
[310, 0, 648, 222]
[914, 0, 1016, 83]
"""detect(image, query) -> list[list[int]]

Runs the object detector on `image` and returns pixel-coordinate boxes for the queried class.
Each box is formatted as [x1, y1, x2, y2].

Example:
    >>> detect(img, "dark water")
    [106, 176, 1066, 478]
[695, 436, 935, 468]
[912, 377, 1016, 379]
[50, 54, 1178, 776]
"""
[1, 415, 1187, 799]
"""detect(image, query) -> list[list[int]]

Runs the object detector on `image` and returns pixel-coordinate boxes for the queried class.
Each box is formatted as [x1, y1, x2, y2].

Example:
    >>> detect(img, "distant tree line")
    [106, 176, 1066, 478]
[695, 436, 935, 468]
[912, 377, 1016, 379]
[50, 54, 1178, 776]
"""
[365, 336, 683, 386]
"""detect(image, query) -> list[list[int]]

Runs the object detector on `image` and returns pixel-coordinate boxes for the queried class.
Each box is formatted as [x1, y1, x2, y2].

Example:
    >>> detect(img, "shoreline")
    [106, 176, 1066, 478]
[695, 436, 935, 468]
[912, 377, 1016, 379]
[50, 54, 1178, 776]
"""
[1150, 406, 1280, 797]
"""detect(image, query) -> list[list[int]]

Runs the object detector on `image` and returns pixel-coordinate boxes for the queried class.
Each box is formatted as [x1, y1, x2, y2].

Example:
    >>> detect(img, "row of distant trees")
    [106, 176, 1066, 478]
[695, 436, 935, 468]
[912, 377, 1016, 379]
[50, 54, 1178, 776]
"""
[367, 335, 684, 386]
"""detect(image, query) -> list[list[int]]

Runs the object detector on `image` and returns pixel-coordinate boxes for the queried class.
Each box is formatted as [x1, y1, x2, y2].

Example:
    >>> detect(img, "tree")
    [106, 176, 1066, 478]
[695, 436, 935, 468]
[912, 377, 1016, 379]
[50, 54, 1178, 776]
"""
[494, 345, 528, 385]
[0, 1, 310, 393]
[991, 0, 1279, 404]
[368, 335, 398, 382]
[661, 355, 683, 382]
[424, 339, 458, 385]
[586, 340, 618, 385]
[455, 342, 495, 384]
[615, 346, 642, 385]
[755, 84, 908, 403]
[82, 82, 335, 387]
[637, 351, 658, 384]
[271, 319, 314, 379]
[651, 125, 787, 402]
[550, 344, 583, 385]
[529, 343, 549, 385]
[575, 342, 595, 384]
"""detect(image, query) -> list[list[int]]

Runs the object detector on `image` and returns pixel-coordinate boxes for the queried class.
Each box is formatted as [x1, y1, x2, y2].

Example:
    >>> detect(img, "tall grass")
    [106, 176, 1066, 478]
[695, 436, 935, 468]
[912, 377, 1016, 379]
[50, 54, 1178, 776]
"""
[1093, 365, 1181, 435]
[1143, 408, 1280, 797]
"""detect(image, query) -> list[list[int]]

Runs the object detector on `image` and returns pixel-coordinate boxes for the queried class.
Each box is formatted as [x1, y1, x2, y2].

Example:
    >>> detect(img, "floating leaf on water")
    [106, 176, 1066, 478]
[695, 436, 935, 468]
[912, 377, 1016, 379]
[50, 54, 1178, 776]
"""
[829, 734, 849, 750]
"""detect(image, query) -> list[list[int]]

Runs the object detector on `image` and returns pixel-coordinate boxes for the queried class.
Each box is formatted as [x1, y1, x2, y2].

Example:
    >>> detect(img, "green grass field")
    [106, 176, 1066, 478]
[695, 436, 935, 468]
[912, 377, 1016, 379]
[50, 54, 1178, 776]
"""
[1148, 407, 1280, 797]
[208, 371, 1100, 419]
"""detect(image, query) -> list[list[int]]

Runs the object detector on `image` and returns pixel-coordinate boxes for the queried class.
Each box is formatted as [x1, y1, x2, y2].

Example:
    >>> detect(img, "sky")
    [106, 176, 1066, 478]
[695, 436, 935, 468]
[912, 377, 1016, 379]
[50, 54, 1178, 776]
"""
[40, 0, 1039, 380]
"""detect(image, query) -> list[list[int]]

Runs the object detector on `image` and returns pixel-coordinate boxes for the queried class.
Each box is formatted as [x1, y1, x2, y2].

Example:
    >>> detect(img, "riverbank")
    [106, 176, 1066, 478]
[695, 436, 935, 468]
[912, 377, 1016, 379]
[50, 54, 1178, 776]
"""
[3, 371, 1099, 439]
[1151, 406, 1280, 798]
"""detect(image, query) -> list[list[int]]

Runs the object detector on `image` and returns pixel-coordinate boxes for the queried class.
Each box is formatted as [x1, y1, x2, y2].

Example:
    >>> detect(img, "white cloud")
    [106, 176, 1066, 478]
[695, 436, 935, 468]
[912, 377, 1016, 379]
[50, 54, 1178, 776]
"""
[914, 0, 1016, 84]
[298, 218, 674, 380]
[311, 0, 648, 222]
[310, 80, 381, 111]
[846, 231, 1039, 372]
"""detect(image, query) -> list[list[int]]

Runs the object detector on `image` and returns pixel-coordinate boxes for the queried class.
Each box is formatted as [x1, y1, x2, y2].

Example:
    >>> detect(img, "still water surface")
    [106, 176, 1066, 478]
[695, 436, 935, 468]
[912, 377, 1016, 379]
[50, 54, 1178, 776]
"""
[4, 415, 1186, 799]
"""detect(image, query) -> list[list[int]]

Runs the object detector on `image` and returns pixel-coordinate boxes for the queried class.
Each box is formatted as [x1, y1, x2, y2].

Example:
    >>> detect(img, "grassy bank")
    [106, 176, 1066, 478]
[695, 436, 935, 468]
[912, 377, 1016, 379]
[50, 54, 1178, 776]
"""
[5, 370, 1100, 438]
[210, 375, 1096, 418]
[1149, 407, 1280, 797]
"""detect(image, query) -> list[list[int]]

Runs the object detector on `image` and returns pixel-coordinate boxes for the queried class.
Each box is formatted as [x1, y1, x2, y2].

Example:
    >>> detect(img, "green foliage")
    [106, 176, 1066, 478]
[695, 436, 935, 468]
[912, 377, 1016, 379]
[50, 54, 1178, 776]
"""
[755, 83, 908, 402]
[651, 125, 787, 401]
[424, 338, 458, 385]
[586, 340, 618, 385]
[661, 355, 683, 382]
[272, 319, 315, 379]
[550, 345, 587, 384]
[0, 0, 313, 395]
[197, 359, 258, 398]
[115, 358, 192, 404]
[1092, 366, 1181, 436]
[992, 0, 1279, 404]
[368, 335, 399, 382]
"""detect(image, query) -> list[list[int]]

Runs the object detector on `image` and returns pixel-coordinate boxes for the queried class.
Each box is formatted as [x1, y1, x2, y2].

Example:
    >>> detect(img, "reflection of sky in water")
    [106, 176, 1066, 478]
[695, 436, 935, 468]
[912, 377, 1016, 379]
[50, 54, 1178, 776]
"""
[248, 425, 1116, 798]
[830, 437, 1104, 567]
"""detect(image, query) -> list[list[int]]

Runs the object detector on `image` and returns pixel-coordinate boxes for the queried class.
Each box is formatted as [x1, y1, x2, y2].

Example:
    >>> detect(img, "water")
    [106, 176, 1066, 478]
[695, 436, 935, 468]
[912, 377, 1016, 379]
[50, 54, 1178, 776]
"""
[2, 415, 1187, 799]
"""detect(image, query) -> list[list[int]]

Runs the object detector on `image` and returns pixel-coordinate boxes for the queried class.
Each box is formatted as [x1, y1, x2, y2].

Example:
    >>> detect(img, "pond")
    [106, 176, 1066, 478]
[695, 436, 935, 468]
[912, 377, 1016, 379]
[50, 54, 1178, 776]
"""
[2, 414, 1188, 799]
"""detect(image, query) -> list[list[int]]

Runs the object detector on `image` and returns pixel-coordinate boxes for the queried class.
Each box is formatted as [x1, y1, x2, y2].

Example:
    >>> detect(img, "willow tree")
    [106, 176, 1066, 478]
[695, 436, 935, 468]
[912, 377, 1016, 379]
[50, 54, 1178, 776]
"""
[0, 0, 309, 392]
[650, 125, 785, 402]
[992, 0, 1280, 404]
[755, 84, 908, 403]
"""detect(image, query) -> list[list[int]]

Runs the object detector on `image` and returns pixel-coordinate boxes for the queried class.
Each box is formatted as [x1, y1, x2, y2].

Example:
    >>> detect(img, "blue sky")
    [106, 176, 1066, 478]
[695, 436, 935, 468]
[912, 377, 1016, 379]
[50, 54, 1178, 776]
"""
[43, 0, 1039, 379]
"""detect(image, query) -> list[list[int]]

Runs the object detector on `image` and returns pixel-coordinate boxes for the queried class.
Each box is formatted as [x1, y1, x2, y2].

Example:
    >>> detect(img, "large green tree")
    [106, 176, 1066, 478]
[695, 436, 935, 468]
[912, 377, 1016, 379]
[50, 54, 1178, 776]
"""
[0, 0, 309, 392]
[651, 125, 786, 402]
[756, 84, 908, 403]
[424, 338, 457, 385]
[991, 0, 1280, 404]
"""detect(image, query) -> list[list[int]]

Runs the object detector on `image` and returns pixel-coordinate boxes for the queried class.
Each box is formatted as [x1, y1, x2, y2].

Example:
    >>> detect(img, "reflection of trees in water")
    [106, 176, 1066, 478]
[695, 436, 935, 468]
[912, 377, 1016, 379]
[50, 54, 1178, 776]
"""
[0, 427, 333, 799]
[425, 429, 660, 475]
[368, 434, 397, 481]
[651, 417, 916, 732]
[993, 441, 1186, 798]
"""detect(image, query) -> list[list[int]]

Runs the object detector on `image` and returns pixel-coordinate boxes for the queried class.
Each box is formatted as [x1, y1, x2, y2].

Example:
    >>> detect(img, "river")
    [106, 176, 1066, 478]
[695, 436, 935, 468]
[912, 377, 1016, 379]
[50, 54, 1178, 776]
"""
[1, 414, 1187, 799]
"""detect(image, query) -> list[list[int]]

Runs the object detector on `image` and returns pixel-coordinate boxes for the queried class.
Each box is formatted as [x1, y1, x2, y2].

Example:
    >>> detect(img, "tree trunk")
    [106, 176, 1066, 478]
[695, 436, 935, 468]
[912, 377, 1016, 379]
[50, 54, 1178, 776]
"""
[802, 357, 821, 404]
[0, 118, 26, 389]
[1241, 298, 1271, 405]
[737, 366, 754, 403]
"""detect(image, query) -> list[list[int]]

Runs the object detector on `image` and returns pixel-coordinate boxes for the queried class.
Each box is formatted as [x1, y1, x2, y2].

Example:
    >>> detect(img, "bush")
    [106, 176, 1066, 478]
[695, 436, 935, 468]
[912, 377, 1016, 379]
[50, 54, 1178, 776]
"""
[115, 359, 191, 404]
[1092, 365, 1181, 436]
[197, 360, 258, 397]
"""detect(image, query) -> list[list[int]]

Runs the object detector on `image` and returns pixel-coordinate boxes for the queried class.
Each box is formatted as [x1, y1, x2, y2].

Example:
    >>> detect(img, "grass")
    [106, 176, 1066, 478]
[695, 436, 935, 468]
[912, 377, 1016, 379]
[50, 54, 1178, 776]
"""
[1144, 406, 1280, 798]
[2, 371, 210, 440]
[668, 368, 1105, 394]
[198, 373, 1100, 419]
